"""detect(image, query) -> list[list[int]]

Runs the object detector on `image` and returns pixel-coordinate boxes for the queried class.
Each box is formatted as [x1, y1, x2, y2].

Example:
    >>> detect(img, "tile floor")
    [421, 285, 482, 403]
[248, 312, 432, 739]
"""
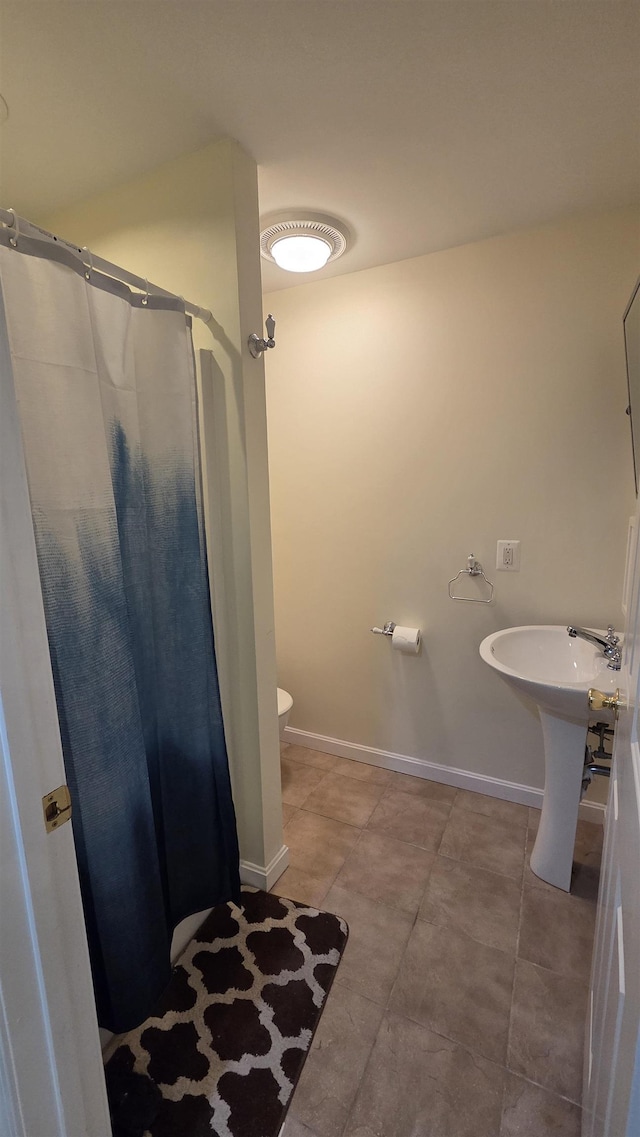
[273, 743, 604, 1137]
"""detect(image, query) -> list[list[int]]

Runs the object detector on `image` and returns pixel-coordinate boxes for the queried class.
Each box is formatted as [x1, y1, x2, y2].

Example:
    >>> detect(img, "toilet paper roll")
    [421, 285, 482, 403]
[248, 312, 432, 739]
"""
[391, 625, 421, 654]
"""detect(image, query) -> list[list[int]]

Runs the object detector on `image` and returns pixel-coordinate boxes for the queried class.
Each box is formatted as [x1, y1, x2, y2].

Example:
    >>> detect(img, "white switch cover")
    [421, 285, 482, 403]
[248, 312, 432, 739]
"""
[497, 540, 520, 571]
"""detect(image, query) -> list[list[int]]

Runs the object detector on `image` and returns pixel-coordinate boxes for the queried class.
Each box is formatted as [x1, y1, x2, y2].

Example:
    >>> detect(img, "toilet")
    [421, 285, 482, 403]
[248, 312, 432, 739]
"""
[277, 688, 293, 739]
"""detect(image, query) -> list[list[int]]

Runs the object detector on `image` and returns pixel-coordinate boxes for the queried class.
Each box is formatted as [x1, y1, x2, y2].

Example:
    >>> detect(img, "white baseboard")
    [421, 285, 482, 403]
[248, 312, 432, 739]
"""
[240, 843, 290, 890]
[578, 799, 606, 824]
[283, 726, 606, 826]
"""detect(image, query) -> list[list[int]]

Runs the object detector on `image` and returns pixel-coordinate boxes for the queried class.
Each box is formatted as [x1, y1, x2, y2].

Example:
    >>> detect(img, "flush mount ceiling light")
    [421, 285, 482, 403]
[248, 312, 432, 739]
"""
[260, 212, 349, 273]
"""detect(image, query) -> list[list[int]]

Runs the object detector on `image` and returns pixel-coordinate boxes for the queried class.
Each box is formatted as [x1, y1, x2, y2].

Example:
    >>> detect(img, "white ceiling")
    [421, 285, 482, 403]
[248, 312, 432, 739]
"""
[1, 1, 639, 291]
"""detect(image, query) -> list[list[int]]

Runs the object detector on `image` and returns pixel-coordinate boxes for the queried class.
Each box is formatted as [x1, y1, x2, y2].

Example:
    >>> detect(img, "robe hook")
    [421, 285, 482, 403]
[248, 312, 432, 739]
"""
[248, 313, 276, 358]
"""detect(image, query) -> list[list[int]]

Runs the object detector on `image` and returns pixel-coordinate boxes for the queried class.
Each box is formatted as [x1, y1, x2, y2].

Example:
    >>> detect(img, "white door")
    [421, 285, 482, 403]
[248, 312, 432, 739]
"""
[583, 508, 640, 1136]
[0, 284, 111, 1136]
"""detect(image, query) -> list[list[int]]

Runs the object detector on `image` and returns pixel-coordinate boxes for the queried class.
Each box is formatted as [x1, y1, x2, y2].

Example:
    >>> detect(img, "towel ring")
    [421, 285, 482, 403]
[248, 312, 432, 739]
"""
[448, 554, 494, 604]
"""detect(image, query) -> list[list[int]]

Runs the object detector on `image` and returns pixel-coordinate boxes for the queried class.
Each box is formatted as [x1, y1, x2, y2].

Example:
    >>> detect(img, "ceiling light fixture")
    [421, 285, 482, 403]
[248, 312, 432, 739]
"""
[260, 212, 349, 274]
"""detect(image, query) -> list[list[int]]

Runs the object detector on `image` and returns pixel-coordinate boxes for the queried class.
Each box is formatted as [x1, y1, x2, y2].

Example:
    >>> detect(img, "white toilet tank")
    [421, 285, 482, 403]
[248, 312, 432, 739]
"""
[277, 688, 293, 738]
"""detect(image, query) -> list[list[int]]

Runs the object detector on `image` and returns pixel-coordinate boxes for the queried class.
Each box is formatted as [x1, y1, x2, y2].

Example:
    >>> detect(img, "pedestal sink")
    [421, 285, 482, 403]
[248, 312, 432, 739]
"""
[479, 626, 618, 891]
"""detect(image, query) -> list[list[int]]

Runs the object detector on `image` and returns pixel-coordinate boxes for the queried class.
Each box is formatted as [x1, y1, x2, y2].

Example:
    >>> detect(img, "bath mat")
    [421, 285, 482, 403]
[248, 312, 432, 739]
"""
[105, 886, 348, 1137]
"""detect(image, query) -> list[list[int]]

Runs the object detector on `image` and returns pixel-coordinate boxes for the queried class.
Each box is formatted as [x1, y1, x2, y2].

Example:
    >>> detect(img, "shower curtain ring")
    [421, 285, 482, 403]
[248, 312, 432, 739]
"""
[7, 208, 18, 247]
[81, 246, 93, 281]
[141, 279, 150, 306]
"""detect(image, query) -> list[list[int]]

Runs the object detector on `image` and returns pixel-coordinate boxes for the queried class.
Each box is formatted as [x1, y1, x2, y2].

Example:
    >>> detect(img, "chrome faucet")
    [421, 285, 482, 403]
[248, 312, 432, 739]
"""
[567, 625, 622, 670]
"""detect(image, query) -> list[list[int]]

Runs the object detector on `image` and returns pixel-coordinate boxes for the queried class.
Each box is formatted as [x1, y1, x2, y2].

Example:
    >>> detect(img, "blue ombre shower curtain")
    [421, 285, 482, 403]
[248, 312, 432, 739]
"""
[0, 239, 240, 1033]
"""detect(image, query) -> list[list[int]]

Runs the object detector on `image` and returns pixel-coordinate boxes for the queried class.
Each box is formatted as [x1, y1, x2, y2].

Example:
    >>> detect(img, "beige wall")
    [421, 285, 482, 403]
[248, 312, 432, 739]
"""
[265, 207, 640, 795]
[41, 140, 283, 873]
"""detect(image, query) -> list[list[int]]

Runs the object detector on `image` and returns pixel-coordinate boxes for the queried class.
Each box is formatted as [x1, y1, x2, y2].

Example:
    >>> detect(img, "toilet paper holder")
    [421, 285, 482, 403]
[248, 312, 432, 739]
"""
[371, 622, 396, 636]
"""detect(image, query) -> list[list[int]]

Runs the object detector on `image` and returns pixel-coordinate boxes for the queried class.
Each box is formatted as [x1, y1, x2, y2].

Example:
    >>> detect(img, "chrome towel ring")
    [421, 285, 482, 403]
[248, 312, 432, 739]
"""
[448, 554, 494, 604]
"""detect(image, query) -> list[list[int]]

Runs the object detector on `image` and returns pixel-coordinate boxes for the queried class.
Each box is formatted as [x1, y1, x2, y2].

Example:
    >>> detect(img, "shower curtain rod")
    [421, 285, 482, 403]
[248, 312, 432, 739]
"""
[0, 207, 212, 324]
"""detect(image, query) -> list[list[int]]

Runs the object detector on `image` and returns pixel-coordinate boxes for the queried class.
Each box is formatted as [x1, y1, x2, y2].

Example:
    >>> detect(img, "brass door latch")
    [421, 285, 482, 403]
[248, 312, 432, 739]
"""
[588, 688, 624, 714]
[42, 785, 72, 833]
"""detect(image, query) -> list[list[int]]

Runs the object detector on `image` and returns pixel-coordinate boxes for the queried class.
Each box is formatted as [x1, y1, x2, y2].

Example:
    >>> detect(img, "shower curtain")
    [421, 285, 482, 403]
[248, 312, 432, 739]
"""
[0, 239, 240, 1033]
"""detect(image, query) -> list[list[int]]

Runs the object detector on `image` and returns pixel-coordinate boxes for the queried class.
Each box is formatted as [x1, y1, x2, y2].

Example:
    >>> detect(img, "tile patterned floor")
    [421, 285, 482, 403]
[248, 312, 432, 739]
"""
[274, 743, 603, 1137]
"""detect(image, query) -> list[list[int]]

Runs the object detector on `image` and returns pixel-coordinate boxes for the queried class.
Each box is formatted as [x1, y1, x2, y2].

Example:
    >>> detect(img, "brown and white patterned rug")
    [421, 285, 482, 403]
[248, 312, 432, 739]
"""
[105, 887, 348, 1137]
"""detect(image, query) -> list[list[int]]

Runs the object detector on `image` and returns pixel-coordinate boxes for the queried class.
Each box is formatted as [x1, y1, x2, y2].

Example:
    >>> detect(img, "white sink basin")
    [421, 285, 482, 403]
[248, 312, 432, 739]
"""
[479, 624, 619, 722]
[479, 624, 620, 891]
